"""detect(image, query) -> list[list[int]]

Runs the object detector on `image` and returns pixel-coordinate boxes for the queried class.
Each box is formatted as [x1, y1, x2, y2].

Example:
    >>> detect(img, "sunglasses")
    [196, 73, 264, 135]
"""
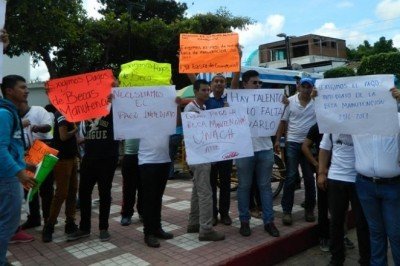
[251, 81, 263, 85]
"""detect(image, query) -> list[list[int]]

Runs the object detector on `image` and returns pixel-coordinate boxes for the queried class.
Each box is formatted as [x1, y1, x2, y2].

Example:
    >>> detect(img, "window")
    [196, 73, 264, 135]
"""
[272, 49, 286, 61]
[331, 41, 337, 48]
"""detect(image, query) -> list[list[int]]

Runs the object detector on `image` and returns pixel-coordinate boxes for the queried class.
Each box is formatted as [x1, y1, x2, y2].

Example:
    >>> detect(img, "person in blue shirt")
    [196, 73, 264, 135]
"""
[0, 74, 36, 266]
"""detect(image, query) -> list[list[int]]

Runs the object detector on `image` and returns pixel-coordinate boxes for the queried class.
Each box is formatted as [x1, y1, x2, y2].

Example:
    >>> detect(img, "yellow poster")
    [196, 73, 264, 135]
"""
[119, 60, 171, 87]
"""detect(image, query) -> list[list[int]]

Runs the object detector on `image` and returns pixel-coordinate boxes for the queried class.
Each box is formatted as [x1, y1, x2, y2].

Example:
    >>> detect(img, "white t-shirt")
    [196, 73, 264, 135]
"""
[23, 106, 53, 147]
[138, 135, 171, 165]
[282, 94, 316, 143]
[319, 133, 356, 183]
[252, 137, 272, 152]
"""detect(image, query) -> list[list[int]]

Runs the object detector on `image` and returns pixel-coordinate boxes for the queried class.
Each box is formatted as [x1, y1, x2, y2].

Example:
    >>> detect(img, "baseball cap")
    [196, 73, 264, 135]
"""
[300, 77, 314, 87]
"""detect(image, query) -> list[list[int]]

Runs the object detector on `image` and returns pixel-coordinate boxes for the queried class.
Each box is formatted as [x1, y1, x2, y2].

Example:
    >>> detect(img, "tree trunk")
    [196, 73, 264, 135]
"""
[39, 51, 57, 79]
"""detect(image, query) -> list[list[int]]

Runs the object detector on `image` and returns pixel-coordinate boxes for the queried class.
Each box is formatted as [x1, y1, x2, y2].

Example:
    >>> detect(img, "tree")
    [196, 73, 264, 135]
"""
[6, 0, 251, 85]
[324, 67, 356, 78]
[357, 52, 400, 79]
[347, 37, 398, 61]
[5, 0, 87, 78]
[98, 0, 187, 23]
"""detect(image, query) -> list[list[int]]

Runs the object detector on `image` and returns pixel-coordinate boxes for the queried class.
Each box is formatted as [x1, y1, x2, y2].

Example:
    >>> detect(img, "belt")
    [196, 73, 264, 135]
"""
[360, 174, 400, 184]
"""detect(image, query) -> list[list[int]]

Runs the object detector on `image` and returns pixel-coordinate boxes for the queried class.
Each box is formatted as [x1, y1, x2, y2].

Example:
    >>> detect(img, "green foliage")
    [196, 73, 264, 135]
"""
[98, 0, 187, 23]
[324, 67, 356, 78]
[347, 37, 398, 61]
[357, 52, 400, 80]
[5, 0, 251, 84]
[6, 0, 86, 77]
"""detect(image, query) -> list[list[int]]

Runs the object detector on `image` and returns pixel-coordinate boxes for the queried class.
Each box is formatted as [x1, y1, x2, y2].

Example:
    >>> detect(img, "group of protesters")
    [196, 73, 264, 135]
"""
[1, 30, 400, 266]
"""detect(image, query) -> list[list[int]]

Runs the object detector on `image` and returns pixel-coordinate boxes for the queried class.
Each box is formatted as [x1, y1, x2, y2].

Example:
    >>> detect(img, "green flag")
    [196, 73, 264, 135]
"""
[28, 154, 59, 202]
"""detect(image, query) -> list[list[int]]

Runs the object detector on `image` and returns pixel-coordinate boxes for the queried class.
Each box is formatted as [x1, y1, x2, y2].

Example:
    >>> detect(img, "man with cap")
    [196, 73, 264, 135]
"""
[274, 77, 317, 226]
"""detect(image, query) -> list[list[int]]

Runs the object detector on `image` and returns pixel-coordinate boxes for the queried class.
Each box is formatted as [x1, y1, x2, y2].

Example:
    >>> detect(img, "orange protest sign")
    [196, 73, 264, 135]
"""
[179, 33, 239, 74]
[46, 70, 114, 122]
[25, 140, 59, 177]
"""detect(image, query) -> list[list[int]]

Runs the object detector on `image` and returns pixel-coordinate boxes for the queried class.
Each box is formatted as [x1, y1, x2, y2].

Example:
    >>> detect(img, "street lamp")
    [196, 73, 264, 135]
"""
[277, 33, 292, 69]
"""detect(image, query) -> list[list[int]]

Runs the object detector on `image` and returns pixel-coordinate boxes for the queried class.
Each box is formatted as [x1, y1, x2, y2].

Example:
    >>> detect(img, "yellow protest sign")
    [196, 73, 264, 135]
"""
[119, 60, 171, 87]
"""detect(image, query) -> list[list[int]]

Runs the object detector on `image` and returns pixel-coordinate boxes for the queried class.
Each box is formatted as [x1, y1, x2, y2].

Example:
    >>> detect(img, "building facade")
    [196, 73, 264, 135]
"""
[259, 34, 347, 73]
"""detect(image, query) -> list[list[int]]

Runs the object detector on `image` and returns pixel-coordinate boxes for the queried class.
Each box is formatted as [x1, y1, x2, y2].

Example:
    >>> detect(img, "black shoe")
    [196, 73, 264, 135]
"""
[199, 230, 225, 241]
[145, 235, 160, 248]
[120, 216, 132, 226]
[21, 218, 41, 230]
[65, 222, 78, 235]
[67, 229, 91, 241]
[42, 224, 54, 243]
[99, 230, 110, 242]
[220, 215, 232, 225]
[264, 222, 280, 237]
[239, 221, 251, 237]
[212, 217, 218, 226]
[154, 229, 174, 239]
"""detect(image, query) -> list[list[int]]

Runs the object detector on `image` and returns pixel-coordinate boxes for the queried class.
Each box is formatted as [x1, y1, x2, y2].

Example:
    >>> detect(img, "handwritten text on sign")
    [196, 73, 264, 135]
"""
[227, 89, 285, 137]
[315, 74, 398, 135]
[182, 107, 253, 165]
[112, 86, 177, 139]
[179, 33, 239, 74]
[119, 60, 171, 87]
[46, 70, 114, 122]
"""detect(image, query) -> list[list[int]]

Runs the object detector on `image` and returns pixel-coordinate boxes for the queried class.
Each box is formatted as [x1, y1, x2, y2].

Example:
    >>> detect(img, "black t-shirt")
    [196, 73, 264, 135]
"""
[306, 123, 322, 156]
[53, 111, 78, 159]
[82, 112, 119, 159]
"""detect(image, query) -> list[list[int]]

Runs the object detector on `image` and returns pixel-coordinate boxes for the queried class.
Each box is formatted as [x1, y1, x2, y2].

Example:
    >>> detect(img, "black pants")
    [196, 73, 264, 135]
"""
[140, 163, 169, 236]
[328, 179, 370, 265]
[121, 154, 142, 217]
[317, 186, 329, 239]
[210, 160, 232, 217]
[79, 156, 118, 231]
[26, 171, 54, 221]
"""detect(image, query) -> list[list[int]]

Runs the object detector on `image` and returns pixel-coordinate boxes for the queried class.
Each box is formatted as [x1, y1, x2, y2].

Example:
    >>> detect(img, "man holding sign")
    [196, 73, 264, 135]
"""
[185, 79, 225, 242]
[187, 72, 234, 226]
[231, 70, 280, 237]
[68, 80, 119, 243]
[275, 78, 317, 226]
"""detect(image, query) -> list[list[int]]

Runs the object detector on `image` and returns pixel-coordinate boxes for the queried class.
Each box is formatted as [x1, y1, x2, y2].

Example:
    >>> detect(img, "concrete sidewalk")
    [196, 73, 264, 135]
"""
[6, 168, 357, 266]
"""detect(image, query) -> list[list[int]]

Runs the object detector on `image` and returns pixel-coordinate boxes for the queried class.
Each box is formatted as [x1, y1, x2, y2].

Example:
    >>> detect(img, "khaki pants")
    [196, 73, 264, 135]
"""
[47, 157, 78, 225]
[188, 163, 213, 233]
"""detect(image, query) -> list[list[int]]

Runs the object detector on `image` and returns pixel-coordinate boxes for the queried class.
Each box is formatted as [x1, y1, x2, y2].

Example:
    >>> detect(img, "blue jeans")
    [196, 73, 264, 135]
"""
[281, 141, 316, 213]
[0, 178, 23, 265]
[356, 175, 400, 266]
[236, 149, 274, 224]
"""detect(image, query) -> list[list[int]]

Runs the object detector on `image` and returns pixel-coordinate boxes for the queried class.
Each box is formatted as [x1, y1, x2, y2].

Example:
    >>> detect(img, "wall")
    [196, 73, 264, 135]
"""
[28, 82, 49, 107]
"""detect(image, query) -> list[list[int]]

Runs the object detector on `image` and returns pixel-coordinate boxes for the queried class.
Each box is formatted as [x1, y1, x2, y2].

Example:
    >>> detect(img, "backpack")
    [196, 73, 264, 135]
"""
[0, 105, 26, 150]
